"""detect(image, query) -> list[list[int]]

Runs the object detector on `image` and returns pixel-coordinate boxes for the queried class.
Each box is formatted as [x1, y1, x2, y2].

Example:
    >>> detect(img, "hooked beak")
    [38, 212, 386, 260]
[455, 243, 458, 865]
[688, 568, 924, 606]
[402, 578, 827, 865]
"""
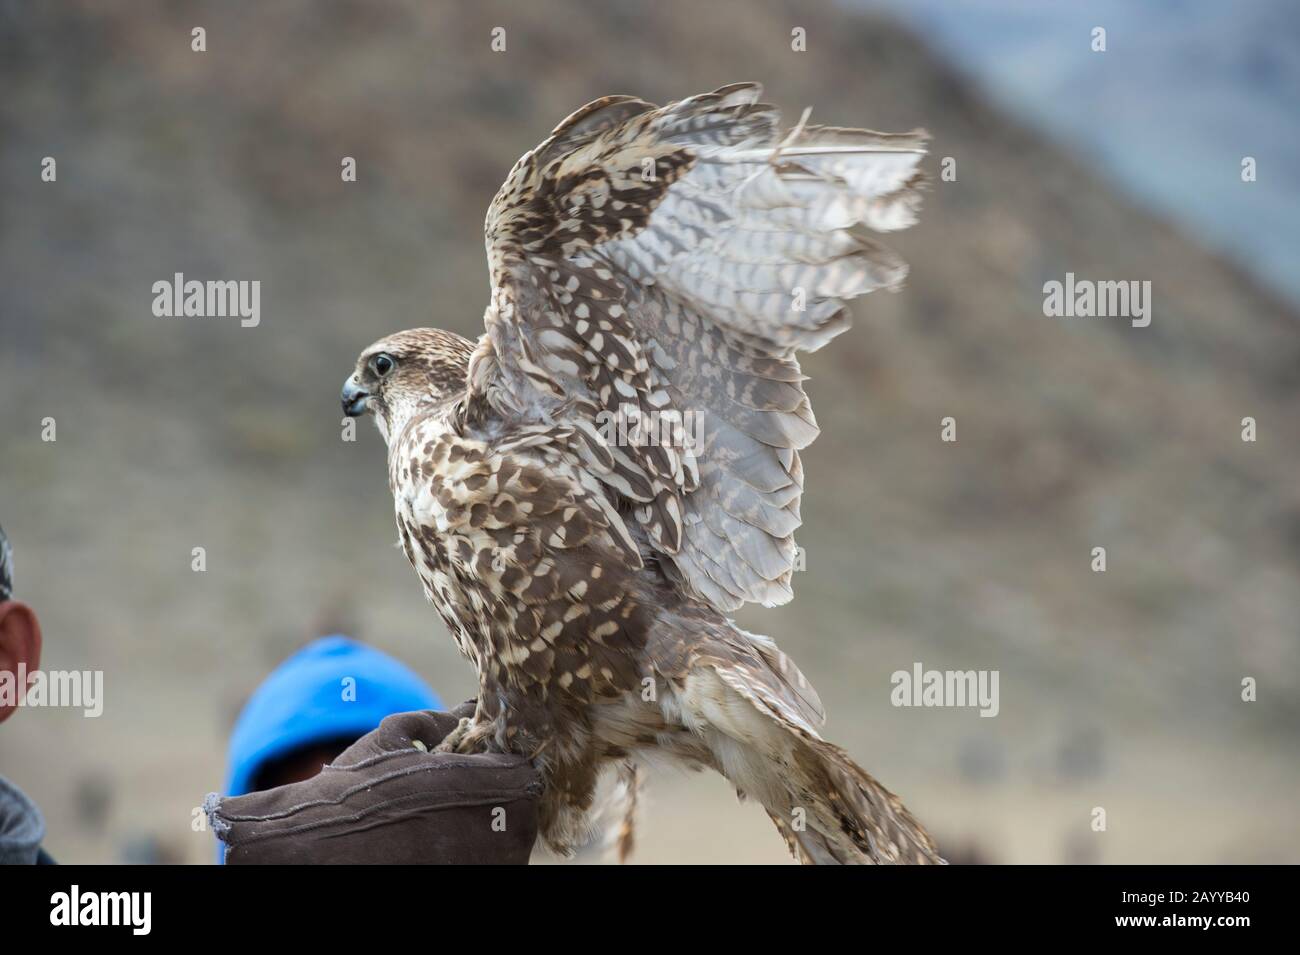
[341, 376, 370, 417]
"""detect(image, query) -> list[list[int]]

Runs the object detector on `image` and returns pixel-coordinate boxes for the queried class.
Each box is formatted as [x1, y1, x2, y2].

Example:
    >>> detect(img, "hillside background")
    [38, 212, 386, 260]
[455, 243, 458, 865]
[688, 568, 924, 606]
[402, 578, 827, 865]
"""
[861, 0, 1300, 306]
[1, 0, 1297, 863]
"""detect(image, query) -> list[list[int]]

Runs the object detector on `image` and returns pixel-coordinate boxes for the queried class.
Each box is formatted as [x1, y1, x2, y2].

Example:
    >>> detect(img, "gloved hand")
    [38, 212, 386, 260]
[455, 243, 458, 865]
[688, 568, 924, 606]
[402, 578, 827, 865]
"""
[205, 704, 541, 864]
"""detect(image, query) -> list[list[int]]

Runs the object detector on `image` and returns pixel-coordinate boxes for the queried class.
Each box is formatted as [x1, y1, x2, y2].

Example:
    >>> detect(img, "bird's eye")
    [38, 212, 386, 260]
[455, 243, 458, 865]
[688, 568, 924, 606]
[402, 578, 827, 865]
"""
[372, 354, 395, 377]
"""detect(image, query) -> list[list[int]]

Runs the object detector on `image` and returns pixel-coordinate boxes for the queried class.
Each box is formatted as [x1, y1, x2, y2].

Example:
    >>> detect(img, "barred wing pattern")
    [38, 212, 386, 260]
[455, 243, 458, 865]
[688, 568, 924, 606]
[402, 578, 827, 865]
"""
[471, 83, 926, 613]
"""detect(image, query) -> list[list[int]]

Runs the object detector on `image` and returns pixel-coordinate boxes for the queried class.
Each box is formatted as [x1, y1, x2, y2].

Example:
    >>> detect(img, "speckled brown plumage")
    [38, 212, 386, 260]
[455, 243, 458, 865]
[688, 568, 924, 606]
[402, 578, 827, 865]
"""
[343, 85, 940, 863]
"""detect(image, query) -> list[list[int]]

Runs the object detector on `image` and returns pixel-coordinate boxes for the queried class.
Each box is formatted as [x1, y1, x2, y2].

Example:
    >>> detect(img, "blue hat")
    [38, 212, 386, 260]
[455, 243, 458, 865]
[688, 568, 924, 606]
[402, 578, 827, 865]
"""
[223, 635, 441, 799]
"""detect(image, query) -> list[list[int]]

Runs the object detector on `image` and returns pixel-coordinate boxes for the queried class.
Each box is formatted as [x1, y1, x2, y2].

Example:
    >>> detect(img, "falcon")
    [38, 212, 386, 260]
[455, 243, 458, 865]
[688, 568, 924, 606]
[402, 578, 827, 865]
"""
[342, 83, 941, 864]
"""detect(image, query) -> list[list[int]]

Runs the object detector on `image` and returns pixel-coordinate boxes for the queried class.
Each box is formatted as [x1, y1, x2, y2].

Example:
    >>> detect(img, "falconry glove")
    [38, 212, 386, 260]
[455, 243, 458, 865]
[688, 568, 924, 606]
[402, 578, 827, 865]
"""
[206, 705, 541, 864]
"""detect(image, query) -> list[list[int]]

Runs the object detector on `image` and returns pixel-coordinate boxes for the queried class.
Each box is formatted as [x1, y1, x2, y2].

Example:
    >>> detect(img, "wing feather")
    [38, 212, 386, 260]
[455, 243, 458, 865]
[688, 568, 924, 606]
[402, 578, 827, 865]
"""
[471, 83, 926, 612]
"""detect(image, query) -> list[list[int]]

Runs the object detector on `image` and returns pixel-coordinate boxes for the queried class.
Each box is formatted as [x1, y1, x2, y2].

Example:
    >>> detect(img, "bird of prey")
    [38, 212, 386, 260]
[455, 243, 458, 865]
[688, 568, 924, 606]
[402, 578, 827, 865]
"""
[342, 83, 940, 864]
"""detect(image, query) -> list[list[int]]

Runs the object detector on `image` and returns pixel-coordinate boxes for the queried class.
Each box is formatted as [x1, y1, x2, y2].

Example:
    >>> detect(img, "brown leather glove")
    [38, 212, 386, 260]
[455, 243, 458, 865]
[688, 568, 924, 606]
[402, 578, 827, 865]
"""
[205, 705, 541, 864]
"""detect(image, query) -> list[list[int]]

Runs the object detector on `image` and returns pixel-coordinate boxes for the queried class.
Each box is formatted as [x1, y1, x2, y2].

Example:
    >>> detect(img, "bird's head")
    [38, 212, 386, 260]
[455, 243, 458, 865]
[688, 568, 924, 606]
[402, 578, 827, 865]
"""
[342, 327, 475, 443]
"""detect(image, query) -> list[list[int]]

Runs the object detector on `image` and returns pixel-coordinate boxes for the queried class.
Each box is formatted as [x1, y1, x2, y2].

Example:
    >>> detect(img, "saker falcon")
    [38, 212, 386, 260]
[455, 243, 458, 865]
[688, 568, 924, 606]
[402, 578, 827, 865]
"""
[342, 83, 941, 864]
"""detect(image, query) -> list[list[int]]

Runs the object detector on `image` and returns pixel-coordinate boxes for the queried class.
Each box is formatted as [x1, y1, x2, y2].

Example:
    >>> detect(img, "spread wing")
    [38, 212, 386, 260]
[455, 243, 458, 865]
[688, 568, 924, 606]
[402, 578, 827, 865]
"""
[468, 83, 926, 613]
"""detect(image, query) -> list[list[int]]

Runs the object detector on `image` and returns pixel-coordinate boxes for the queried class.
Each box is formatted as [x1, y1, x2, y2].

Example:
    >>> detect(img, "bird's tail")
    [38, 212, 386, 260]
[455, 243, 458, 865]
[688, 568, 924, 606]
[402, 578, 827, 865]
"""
[672, 623, 943, 864]
[769, 735, 944, 865]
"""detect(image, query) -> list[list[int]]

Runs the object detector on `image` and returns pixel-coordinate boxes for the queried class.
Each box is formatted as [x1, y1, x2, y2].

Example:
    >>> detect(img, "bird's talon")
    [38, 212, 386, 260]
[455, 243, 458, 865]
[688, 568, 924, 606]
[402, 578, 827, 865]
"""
[434, 716, 473, 753]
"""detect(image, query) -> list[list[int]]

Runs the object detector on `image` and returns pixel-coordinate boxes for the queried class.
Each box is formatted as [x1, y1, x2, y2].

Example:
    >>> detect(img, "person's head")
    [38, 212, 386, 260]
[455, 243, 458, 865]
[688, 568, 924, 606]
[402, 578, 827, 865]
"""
[224, 634, 442, 797]
[0, 524, 42, 725]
